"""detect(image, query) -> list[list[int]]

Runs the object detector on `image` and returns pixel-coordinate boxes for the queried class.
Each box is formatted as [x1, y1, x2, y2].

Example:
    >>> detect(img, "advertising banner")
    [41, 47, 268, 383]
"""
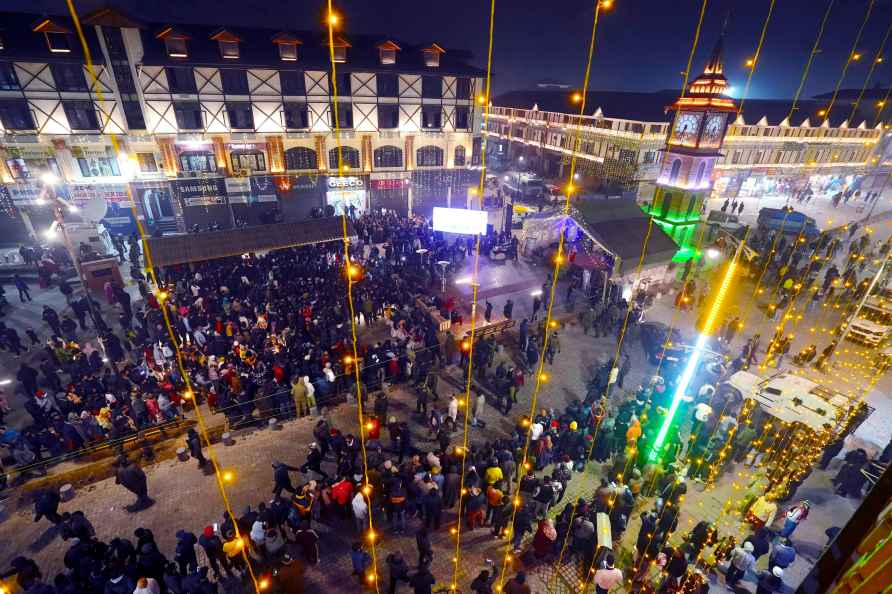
[171, 178, 227, 207]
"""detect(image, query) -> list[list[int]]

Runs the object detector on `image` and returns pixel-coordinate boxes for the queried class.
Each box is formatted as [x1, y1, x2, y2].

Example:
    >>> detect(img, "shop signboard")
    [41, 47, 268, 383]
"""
[5, 183, 42, 205]
[250, 175, 279, 203]
[225, 177, 251, 204]
[370, 171, 410, 190]
[67, 183, 135, 234]
[171, 177, 227, 207]
[326, 175, 367, 215]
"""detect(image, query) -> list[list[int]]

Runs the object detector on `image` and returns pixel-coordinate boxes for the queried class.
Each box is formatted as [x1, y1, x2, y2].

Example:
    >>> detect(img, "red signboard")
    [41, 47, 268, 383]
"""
[371, 178, 409, 190]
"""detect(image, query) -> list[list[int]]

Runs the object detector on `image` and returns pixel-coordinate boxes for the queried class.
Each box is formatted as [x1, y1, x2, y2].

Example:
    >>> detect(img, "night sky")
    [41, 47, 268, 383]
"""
[8, 0, 892, 99]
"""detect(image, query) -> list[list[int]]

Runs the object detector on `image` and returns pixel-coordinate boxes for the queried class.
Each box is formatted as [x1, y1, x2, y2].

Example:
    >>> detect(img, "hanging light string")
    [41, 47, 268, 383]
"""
[736, 0, 777, 117]
[824, 0, 876, 120]
[849, 23, 892, 122]
[787, 0, 836, 121]
[325, 1, 381, 590]
[64, 1, 261, 590]
[495, 1, 612, 590]
[871, 83, 892, 125]
[450, 0, 497, 589]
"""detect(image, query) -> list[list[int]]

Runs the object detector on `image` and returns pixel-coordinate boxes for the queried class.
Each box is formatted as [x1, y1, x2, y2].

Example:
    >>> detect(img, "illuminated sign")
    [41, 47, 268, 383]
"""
[432, 207, 487, 235]
[327, 176, 364, 189]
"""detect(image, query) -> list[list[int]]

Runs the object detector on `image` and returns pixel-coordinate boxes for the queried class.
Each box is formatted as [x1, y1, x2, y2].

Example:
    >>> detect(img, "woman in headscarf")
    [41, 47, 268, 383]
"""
[532, 518, 557, 558]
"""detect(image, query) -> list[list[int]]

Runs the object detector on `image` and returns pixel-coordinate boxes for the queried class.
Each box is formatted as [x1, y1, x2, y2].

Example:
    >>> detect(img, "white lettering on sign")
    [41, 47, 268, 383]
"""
[327, 176, 364, 189]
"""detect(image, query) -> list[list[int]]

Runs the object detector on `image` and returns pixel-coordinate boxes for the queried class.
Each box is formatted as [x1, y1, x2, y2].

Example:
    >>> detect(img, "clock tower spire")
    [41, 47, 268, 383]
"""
[645, 33, 738, 260]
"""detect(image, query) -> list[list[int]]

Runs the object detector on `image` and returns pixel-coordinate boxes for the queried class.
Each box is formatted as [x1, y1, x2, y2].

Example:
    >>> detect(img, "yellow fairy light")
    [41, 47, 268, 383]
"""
[222, 470, 235, 483]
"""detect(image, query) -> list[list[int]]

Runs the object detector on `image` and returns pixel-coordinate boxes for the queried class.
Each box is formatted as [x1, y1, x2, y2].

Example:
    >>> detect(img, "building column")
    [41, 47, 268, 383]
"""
[266, 135, 285, 173]
[156, 137, 179, 176]
[405, 135, 414, 170]
[0, 147, 14, 183]
[212, 137, 229, 175]
[407, 184, 414, 217]
[361, 135, 373, 172]
[315, 136, 327, 171]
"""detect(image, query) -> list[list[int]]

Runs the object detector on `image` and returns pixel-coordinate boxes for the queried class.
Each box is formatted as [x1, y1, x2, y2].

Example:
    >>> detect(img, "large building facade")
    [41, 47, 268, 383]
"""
[486, 86, 888, 207]
[0, 10, 485, 243]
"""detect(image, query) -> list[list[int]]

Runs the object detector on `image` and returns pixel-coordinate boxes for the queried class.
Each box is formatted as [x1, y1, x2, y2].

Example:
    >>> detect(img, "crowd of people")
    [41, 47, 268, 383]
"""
[0, 204, 886, 594]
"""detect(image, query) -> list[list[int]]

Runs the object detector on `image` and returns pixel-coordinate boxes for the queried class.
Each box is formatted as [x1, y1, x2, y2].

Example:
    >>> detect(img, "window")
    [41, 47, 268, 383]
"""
[279, 43, 298, 62]
[283, 102, 309, 129]
[165, 37, 188, 58]
[380, 49, 396, 65]
[330, 103, 353, 128]
[280, 71, 306, 95]
[226, 102, 254, 129]
[77, 155, 120, 177]
[456, 78, 471, 100]
[46, 32, 71, 54]
[643, 151, 656, 164]
[695, 162, 706, 186]
[374, 145, 403, 168]
[166, 67, 197, 94]
[328, 146, 360, 170]
[668, 159, 681, 184]
[0, 100, 35, 130]
[455, 106, 469, 130]
[179, 151, 216, 173]
[63, 100, 100, 131]
[220, 69, 249, 94]
[333, 46, 347, 63]
[416, 145, 443, 167]
[423, 49, 440, 68]
[377, 73, 398, 97]
[0, 63, 19, 90]
[219, 40, 239, 59]
[173, 102, 203, 130]
[422, 106, 442, 129]
[454, 145, 466, 166]
[284, 146, 317, 170]
[422, 76, 442, 99]
[231, 151, 266, 172]
[329, 71, 351, 95]
[378, 104, 399, 129]
[50, 63, 87, 91]
[122, 101, 146, 130]
[137, 153, 158, 173]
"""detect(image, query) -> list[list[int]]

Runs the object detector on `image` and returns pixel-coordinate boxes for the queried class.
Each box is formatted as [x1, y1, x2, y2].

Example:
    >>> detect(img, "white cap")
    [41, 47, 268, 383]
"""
[743, 542, 754, 552]
[772, 566, 784, 578]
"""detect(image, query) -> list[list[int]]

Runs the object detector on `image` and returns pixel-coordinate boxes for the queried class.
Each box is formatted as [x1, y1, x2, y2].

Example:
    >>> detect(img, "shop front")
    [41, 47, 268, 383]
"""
[65, 183, 136, 235]
[325, 175, 368, 216]
[170, 177, 231, 230]
[6, 182, 55, 240]
[277, 174, 325, 222]
[714, 170, 865, 200]
[369, 172, 410, 216]
[132, 180, 177, 233]
[224, 176, 281, 226]
[4, 146, 62, 181]
[411, 169, 475, 218]
[0, 185, 35, 244]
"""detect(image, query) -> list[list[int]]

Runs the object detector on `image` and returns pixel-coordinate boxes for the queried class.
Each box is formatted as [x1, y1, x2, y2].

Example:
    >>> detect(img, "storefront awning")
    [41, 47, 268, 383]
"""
[145, 216, 354, 267]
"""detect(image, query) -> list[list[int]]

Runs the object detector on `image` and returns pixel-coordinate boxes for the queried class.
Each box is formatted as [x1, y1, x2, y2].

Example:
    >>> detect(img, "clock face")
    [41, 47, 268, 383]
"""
[671, 112, 703, 146]
[700, 113, 726, 147]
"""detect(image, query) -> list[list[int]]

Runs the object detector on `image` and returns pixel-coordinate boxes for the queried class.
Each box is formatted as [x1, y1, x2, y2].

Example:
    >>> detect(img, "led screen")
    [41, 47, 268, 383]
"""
[432, 207, 487, 235]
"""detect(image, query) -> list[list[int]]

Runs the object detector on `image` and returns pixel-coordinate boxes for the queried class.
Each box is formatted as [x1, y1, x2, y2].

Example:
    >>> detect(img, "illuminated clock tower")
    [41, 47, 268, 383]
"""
[647, 36, 737, 260]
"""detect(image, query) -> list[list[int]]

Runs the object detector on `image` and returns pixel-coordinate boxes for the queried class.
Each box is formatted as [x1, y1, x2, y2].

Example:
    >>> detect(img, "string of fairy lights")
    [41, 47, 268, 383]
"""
[65, 2, 263, 592]
[823, 0, 876, 121]
[449, 0, 497, 590]
[49, 0, 892, 592]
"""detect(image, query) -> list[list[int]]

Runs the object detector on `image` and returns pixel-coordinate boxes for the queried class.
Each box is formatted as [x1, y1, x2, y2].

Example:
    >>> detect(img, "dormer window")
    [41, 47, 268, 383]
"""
[376, 40, 401, 65]
[272, 32, 302, 62]
[33, 19, 72, 54]
[328, 36, 351, 64]
[422, 43, 445, 68]
[156, 27, 191, 59]
[211, 30, 242, 60]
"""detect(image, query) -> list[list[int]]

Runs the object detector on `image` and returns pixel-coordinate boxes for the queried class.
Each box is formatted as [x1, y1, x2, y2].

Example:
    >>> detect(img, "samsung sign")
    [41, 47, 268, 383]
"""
[432, 207, 488, 236]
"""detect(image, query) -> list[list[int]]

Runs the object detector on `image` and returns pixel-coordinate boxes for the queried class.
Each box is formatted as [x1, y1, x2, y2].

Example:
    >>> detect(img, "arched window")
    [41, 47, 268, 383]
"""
[284, 146, 318, 170]
[694, 162, 706, 187]
[669, 159, 681, 184]
[231, 150, 266, 172]
[374, 145, 403, 168]
[454, 145, 466, 167]
[179, 151, 217, 173]
[416, 145, 444, 167]
[328, 146, 360, 170]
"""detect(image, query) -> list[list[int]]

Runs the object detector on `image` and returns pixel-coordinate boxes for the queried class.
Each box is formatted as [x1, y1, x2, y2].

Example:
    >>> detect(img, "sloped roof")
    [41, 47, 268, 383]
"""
[495, 89, 884, 128]
[0, 12, 104, 64]
[571, 198, 678, 272]
[145, 217, 353, 266]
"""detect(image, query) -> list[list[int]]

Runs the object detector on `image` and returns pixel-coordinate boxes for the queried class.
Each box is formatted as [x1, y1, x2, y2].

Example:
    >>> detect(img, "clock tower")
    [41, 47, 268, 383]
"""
[646, 36, 737, 259]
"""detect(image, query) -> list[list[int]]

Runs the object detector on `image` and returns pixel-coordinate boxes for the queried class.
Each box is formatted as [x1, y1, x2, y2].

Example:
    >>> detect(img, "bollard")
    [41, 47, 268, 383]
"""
[176, 447, 189, 462]
[222, 432, 234, 446]
[268, 418, 281, 431]
[59, 484, 75, 502]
